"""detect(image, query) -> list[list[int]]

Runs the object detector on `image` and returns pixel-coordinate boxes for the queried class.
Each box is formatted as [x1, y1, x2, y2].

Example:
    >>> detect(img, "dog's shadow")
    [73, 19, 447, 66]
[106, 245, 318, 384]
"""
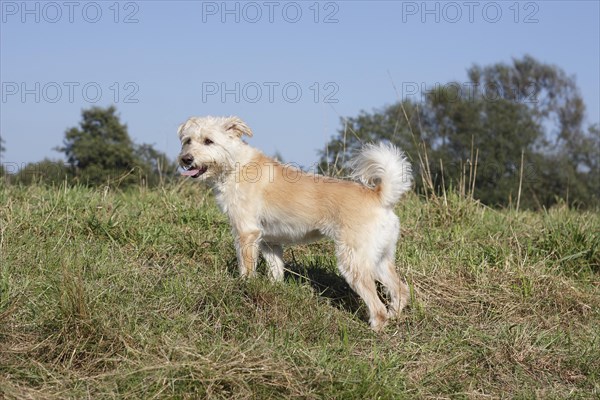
[225, 254, 365, 317]
[284, 260, 365, 317]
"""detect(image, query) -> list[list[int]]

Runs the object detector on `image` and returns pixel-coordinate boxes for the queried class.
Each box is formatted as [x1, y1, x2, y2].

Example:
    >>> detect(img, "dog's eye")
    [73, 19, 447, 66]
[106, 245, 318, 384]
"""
[182, 137, 191, 146]
[204, 138, 214, 145]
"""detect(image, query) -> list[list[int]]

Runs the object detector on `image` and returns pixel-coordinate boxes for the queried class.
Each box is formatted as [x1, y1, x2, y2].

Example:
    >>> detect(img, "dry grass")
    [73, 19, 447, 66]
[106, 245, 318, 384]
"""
[0, 182, 598, 398]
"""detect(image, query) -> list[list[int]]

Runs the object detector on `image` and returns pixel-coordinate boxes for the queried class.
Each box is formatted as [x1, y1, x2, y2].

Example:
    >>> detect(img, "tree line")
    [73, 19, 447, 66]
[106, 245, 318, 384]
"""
[319, 55, 599, 209]
[1, 106, 178, 187]
[1, 56, 598, 209]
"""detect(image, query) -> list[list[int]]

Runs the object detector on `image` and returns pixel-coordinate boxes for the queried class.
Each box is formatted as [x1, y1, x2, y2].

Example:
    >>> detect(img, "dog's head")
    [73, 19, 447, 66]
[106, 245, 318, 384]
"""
[177, 116, 253, 180]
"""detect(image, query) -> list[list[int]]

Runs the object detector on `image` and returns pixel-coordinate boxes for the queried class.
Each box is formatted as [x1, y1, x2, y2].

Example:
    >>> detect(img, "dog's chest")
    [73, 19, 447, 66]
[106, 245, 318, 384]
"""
[213, 180, 262, 227]
[214, 184, 247, 216]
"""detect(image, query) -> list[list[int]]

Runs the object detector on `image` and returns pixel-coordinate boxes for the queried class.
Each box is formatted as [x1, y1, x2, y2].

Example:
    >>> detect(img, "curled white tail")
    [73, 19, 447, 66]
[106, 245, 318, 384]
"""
[350, 143, 413, 207]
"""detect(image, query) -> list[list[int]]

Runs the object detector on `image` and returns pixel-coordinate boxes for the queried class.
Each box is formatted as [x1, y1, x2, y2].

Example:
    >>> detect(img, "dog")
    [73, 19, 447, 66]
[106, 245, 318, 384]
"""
[178, 116, 413, 331]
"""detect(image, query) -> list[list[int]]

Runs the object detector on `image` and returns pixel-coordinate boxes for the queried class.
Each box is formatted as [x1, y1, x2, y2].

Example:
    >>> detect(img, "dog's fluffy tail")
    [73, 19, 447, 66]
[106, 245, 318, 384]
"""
[350, 143, 413, 208]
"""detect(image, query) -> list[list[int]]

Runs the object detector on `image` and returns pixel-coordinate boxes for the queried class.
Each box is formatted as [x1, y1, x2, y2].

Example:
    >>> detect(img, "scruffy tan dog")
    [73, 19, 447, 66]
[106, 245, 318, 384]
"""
[178, 116, 412, 330]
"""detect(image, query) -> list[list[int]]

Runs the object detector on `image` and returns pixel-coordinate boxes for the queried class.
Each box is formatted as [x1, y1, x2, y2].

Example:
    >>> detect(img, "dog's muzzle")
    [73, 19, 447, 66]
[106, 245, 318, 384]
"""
[180, 154, 208, 178]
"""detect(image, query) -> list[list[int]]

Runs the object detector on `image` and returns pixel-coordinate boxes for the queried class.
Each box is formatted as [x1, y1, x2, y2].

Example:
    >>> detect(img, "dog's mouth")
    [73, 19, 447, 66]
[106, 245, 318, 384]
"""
[180, 165, 208, 179]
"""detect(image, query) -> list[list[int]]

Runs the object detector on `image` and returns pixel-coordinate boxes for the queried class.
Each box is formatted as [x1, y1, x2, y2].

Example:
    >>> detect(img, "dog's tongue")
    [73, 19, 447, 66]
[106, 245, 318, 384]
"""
[181, 169, 200, 177]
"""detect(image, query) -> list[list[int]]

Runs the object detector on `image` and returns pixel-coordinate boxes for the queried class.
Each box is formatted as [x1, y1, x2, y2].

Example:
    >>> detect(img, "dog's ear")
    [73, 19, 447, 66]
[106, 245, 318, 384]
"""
[177, 122, 185, 139]
[224, 116, 253, 138]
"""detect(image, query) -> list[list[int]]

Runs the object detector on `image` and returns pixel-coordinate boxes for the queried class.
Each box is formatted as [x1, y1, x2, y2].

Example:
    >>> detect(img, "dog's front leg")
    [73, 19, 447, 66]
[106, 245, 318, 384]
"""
[235, 230, 261, 278]
[260, 243, 285, 282]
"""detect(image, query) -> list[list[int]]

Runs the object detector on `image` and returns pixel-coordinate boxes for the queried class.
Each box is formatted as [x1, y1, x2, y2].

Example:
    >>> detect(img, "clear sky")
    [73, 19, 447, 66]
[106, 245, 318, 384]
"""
[1, 0, 599, 170]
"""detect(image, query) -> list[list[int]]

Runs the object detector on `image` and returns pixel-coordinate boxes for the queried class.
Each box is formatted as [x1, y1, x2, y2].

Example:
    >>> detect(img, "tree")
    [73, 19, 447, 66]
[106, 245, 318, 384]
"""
[134, 142, 179, 187]
[425, 84, 543, 206]
[12, 159, 70, 186]
[319, 100, 426, 176]
[57, 106, 138, 185]
[464, 56, 598, 208]
[467, 55, 586, 152]
[320, 56, 599, 209]
[56, 106, 175, 187]
[584, 124, 600, 202]
[0, 137, 5, 176]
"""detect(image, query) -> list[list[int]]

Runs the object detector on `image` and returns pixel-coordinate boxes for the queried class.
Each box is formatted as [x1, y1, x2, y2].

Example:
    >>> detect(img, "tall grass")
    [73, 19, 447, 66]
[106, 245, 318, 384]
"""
[0, 180, 598, 398]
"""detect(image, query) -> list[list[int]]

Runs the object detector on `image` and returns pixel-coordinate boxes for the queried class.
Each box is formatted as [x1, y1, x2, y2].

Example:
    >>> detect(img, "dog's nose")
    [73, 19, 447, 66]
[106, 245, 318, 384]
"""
[181, 154, 194, 166]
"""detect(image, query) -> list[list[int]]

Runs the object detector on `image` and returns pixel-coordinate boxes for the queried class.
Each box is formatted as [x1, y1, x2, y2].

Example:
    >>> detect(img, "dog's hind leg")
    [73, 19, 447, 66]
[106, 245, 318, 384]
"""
[351, 273, 389, 331]
[337, 247, 388, 331]
[376, 260, 409, 319]
[261, 243, 285, 282]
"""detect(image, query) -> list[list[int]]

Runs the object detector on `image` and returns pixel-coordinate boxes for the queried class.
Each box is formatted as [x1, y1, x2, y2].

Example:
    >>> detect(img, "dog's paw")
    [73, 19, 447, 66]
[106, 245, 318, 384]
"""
[370, 313, 389, 332]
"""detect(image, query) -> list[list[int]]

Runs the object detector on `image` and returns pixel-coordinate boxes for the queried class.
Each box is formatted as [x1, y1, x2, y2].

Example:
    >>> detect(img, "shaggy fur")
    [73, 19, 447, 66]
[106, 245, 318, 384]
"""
[177, 116, 413, 330]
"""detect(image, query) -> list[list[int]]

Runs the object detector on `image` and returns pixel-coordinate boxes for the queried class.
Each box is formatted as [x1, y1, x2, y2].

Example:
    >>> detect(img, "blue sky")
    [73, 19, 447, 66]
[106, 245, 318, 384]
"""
[1, 0, 599, 170]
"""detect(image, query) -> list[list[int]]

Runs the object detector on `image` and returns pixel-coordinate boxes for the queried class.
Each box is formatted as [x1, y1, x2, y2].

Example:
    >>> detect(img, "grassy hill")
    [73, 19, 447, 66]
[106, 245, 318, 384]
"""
[1, 183, 598, 398]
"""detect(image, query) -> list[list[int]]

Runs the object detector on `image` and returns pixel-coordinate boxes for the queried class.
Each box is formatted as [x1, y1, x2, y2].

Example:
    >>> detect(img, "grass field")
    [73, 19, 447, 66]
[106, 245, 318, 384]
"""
[1, 182, 598, 398]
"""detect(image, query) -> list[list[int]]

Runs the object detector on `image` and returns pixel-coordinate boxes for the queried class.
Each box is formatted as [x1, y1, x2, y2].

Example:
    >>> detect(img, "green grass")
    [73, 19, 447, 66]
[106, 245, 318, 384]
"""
[1, 183, 598, 398]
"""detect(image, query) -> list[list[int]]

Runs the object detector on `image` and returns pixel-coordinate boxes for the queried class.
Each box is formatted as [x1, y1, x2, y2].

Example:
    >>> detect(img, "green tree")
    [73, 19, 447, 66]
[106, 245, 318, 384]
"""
[58, 106, 138, 185]
[319, 100, 426, 176]
[12, 159, 70, 186]
[0, 136, 5, 176]
[467, 55, 586, 152]
[425, 83, 542, 206]
[320, 56, 599, 209]
[467, 56, 599, 207]
[56, 106, 175, 187]
[584, 124, 600, 202]
[135, 142, 179, 187]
